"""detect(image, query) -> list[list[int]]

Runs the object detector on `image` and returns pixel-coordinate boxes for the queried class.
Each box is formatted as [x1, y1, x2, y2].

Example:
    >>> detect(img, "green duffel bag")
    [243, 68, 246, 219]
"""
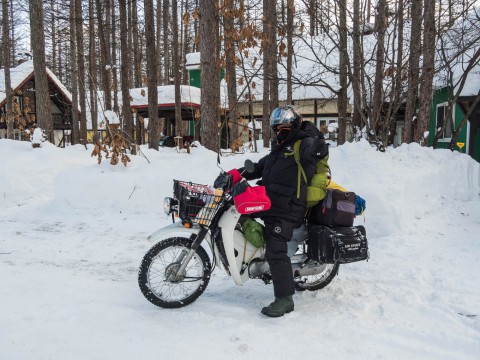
[240, 217, 265, 248]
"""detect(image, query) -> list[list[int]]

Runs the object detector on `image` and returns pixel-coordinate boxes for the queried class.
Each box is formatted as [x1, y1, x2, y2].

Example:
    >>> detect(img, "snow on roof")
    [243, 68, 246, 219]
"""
[129, 85, 201, 108]
[0, 60, 73, 106]
[248, 120, 262, 131]
[88, 85, 201, 130]
[185, 52, 201, 70]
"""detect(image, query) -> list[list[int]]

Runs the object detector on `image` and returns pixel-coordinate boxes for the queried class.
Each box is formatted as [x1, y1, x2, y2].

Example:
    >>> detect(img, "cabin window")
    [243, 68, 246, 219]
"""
[13, 95, 24, 111]
[13, 129, 22, 141]
[317, 118, 338, 140]
[436, 103, 453, 140]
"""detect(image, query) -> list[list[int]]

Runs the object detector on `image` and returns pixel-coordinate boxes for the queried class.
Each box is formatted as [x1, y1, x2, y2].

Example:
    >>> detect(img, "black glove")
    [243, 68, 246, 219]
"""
[312, 138, 329, 159]
[214, 172, 233, 190]
[230, 181, 248, 197]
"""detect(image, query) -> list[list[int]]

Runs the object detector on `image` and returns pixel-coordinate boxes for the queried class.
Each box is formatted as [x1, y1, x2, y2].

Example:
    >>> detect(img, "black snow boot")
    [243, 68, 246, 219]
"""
[261, 296, 294, 317]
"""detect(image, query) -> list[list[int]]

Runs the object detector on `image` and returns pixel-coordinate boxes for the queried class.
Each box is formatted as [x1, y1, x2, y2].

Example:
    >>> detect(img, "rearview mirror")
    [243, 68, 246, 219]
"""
[244, 159, 255, 174]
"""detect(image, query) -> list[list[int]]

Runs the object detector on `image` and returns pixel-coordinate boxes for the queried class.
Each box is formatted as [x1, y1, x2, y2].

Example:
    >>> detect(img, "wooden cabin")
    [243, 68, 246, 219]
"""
[0, 60, 76, 147]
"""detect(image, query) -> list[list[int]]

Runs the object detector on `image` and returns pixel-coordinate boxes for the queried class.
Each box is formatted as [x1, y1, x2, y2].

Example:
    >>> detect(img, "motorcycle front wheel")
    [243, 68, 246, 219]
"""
[138, 237, 212, 308]
[294, 263, 339, 291]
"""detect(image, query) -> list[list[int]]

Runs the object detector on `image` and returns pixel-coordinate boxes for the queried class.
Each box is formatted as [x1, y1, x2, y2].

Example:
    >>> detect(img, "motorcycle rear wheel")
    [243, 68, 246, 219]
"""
[138, 237, 211, 308]
[294, 263, 339, 291]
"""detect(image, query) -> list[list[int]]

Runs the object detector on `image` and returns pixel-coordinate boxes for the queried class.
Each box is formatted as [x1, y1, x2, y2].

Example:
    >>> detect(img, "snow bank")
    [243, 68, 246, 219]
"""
[1, 138, 478, 232]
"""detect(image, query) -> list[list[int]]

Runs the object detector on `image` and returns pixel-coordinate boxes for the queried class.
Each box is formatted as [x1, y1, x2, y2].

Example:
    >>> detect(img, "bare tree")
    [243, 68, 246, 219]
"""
[172, 0, 182, 136]
[404, 0, 423, 143]
[386, 0, 405, 146]
[145, 0, 161, 149]
[29, 0, 53, 141]
[262, 0, 277, 147]
[286, 0, 294, 103]
[371, 0, 387, 135]
[336, 0, 348, 144]
[111, 0, 120, 114]
[415, 0, 436, 145]
[70, 0, 80, 144]
[132, 0, 144, 144]
[351, 0, 363, 137]
[199, 0, 220, 151]
[156, 0, 163, 84]
[75, 0, 87, 144]
[88, 0, 98, 141]
[96, 0, 112, 112]
[2, 0, 13, 139]
[224, 0, 238, 144]
[119, 0, 134, 141]
[163, 0, 170, 85]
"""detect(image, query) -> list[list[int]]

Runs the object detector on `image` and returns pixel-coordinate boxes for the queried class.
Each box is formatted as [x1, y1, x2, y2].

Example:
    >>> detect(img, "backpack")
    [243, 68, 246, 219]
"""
[309, 188, 356, 227]
[291, 139, 331, 208]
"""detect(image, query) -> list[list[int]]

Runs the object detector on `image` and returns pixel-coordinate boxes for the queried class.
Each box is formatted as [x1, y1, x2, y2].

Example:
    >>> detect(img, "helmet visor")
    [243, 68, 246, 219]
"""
[270, 107, 296, 127]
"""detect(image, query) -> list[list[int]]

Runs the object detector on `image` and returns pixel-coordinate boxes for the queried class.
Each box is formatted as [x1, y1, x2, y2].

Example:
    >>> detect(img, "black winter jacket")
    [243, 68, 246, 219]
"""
[239, 121, 328, 225]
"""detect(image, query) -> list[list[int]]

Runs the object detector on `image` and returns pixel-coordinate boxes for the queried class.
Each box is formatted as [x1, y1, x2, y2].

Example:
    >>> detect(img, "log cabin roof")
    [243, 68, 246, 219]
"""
[0, 60, 73, 108]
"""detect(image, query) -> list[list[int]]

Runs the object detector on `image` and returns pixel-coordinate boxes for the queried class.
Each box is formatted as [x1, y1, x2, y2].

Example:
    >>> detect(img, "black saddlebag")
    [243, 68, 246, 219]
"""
[307, 225, 369, 264]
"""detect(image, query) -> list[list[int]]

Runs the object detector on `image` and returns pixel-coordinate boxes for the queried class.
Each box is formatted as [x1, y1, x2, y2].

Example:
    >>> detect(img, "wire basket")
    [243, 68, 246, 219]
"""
[173, 180, 224, 226]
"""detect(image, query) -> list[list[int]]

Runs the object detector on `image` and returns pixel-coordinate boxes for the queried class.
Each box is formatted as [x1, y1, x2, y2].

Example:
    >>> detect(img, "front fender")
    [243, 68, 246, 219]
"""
[147, 221, 202, 243]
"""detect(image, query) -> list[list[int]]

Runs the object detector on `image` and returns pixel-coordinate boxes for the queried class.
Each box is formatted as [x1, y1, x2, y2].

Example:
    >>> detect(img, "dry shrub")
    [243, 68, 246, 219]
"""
[91, 133, 131, 167]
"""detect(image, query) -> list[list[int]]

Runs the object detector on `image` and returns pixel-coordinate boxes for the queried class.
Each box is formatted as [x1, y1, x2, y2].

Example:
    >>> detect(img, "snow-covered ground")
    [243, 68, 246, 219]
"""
[1, 139, 479, 360]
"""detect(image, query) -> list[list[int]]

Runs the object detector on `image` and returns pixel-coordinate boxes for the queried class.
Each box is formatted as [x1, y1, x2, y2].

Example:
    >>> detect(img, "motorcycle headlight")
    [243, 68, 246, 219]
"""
[163, 197, 177, 215]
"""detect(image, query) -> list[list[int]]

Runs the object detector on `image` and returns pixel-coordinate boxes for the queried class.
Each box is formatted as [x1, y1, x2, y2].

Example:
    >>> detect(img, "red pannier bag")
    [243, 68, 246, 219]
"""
[234, 186, 271, 215]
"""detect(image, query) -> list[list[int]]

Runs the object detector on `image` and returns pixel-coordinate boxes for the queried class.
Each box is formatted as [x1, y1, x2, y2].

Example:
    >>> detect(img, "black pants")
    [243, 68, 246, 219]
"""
[263, 217, 296, 298]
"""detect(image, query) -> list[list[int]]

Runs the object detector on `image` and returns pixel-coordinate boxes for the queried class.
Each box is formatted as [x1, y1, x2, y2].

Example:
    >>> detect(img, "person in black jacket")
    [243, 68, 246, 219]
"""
[215, 105, 329, 317]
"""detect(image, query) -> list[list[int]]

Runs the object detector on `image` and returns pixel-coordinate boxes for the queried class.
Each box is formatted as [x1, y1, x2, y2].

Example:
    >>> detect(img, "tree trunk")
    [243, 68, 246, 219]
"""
[50, 0, 56, 73]
[371, 0, 387, 135]
[29, 0, 53, 142]
[404, 0, 423, 143]
[262, 0, 274, 147]
[337, 0, 348, 144]
[156, 0, 163, 84]
[145, 0, 160, 149]
[286, 0, 294, 104]
[308, 0, 315, 36]
[389, 0, 404, 146]
[2, 0, 14, 140]
[415, 0, 436, 145]
[9, 0, 14, 65]
[128, 0, 134, 88]
[89, 0, 98, 141]
[132, 0, 143, 144]
[163, 0, 170, 84]
[268, 0, 278, 112]
[70, 0, 80, 145]
[75, 0, 87, 144]
[182, 0, 189, 86]
[111, 0, 120, 114]
[199, 0, 220, 151]
[119, 0, 133, 141]
[351, 0, 363, 138]
[172, 0, 182, 137]
[96, 0, 112, 111]
[224, 0, 238, 145]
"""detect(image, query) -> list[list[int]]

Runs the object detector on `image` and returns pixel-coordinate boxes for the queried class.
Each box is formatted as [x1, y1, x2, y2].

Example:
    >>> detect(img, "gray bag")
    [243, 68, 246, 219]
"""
[309, 189, 356, 227]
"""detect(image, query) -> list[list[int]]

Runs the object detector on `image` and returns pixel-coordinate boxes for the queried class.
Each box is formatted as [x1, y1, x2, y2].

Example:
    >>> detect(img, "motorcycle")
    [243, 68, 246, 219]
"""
[138, 161, 339, 309]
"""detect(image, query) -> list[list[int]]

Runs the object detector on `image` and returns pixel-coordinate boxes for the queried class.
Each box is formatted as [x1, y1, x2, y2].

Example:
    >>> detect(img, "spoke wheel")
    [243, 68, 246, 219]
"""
[294, 262, 339, 291]
[138, 237, 211, 308]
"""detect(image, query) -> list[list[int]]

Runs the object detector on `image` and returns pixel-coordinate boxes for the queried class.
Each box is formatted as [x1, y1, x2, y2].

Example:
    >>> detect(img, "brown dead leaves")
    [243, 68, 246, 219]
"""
[91, 133, 131, 167]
